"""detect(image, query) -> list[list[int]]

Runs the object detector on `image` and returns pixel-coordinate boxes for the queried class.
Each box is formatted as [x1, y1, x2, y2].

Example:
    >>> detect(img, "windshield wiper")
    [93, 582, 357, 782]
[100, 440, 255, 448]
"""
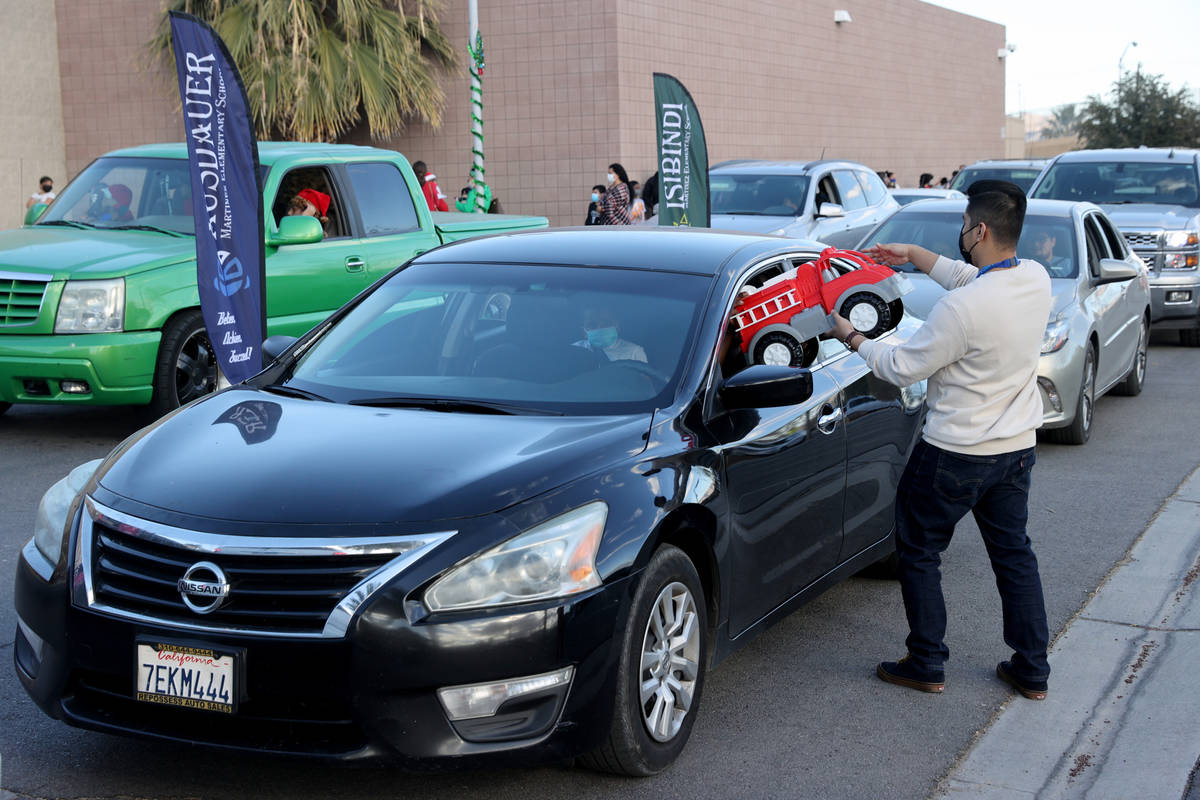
[38, 219, 98, 229]
[261, 383, 332, 402]
[347, 396, 562, 415]
[109, 223, 189, 237]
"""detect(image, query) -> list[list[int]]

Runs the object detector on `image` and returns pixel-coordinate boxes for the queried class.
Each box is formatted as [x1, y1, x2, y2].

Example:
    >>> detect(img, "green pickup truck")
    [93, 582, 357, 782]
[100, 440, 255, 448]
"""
[0, 142, 546, 416]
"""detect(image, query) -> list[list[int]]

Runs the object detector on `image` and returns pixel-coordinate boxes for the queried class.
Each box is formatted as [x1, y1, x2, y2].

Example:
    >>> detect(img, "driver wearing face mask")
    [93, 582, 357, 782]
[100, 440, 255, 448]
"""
[574, 309, 646, 363]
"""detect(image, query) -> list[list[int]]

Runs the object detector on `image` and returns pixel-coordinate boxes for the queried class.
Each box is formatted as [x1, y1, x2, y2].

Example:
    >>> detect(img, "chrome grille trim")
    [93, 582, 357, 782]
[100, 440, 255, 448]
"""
[72, 498, 454, 639]
[1122, 231, 1161, 249]
[0, 270, 51, 327]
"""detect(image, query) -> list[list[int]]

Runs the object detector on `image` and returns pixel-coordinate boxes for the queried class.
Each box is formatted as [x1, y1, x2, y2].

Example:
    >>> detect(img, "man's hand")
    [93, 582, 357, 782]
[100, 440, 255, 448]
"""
[865, 243, 913, 266]
[831, 311, 856, 342]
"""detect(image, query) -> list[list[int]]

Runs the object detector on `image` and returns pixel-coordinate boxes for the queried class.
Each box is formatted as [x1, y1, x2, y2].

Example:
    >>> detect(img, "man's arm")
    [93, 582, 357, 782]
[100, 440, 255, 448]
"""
[866, 243, 978, 290]
[832, 303, 968, 386]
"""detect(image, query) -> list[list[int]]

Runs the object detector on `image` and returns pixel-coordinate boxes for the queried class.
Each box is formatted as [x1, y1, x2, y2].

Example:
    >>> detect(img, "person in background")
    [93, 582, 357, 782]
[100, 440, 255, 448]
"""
[287, 187, 331, 234]
[919, 172, 934, 189]
[886, 171, 898, 188]
[456, 182, 493, 214]
[832, 180, 1053, 702]
[585, 185, 606, 225]
[412, 160, 448, 212]
[600, 163, 632, 225]
[629, 180, 646, 224]
[26, 176, 55, 209]
[938, 177, 949, 189]
[642, 172, 659, 218]
[575, 309, 646, 362]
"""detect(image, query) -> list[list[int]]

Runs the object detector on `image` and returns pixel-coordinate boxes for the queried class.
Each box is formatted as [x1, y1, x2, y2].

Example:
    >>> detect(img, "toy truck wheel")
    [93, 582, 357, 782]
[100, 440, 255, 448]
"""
[841, 292, 893, 338]
[752, 332, 818, 368]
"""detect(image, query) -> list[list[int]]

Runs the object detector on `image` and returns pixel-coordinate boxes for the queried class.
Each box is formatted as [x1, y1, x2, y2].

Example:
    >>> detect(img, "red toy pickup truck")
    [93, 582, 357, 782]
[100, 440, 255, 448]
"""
[732, 247, 912, 367]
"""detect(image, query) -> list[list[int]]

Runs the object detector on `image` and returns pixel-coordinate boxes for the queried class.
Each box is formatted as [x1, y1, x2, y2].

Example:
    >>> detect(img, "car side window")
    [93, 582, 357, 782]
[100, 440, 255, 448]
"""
[1082, 215, 1110, 277]
[856, 170, 888, 207]
[345, 162, 422, 237]
[814, 173, 840, 212]
[271, 165, 348, 238]
[832, 170, 867, 211]
[1094, 213, 1129, 259]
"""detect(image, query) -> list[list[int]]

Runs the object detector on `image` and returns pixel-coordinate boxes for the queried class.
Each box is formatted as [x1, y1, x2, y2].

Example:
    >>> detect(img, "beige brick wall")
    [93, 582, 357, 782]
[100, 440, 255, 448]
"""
[0, 0, 68, 231]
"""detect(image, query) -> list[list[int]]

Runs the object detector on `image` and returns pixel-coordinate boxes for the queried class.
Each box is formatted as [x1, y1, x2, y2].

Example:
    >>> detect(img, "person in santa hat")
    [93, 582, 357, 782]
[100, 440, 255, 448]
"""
[287, 187, 332, 234]
[412, 160, 449, 212]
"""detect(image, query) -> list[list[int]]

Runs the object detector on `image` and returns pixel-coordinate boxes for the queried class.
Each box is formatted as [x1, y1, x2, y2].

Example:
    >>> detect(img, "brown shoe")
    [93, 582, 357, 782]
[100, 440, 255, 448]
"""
[996, 661, 1047, 700]
[877, 654, 945, 693]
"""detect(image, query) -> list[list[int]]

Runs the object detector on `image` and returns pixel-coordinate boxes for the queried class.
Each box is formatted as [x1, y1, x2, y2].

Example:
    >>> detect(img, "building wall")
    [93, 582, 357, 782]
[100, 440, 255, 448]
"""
[1, 0, 68, 231]
[46, 0, 1005, 228]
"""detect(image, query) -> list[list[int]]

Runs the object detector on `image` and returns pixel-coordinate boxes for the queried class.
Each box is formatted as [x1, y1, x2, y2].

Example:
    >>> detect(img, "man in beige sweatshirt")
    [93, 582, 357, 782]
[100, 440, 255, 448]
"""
[831, 180, 1053, 700]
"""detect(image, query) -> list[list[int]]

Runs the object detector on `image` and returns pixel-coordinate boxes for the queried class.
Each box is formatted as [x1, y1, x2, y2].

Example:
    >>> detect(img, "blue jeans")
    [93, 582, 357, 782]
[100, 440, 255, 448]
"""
[895, 439, 1049, 682]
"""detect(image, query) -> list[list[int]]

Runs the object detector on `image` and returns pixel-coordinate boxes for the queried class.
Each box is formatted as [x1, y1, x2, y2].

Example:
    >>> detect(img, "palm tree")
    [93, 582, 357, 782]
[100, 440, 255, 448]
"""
[1040, 103, 1080, 140]
[148, 0, 457, 142]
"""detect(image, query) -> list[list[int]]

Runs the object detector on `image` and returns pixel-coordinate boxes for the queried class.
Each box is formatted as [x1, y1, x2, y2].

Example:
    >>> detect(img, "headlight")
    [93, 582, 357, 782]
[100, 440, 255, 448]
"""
[425, 502, 606, 612]
[32, 459, 103, 566]
[1163, 252, 1199, 269]
[55, 278, 125, 333]
[1164, 231, 1199, 248]
[1041, 317, 1070, 355]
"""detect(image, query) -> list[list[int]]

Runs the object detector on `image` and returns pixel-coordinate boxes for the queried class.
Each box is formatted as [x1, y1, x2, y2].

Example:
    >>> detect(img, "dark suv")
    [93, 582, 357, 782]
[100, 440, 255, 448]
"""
[1030, 148, 1200, 345]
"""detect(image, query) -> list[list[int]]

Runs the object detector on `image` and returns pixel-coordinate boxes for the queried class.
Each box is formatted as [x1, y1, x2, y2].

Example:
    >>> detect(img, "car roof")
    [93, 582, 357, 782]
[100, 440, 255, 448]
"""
[710, 159, 873, 175]
[415, 227, 828, 276]
[101, 141, 407, 167]
[886, 197, 1090, 219]
[961, 159, 1049, 169]
[1047, 148, 1200, 164]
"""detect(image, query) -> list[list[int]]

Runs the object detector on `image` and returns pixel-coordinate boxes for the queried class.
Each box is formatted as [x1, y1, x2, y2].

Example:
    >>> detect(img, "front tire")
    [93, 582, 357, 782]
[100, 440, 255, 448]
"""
[0, 401, 10, 416]
[840, 292, 894, 338]
[1044, 344, 1095, 445]
[581, 545, 708, 776]
[149, 309, 217, 418]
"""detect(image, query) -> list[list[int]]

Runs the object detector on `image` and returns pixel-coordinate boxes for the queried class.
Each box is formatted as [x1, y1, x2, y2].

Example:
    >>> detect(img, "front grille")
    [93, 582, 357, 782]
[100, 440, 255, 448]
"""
[92, 521, 395, 635]
[0, 272, 50, 326]
[75, 499, 454, 638]
[1123, 231, 1160, 250]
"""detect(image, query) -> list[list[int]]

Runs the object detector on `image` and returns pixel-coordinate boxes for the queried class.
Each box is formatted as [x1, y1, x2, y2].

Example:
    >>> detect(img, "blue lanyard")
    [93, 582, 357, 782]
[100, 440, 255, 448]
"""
[975, 257, 1019, 278]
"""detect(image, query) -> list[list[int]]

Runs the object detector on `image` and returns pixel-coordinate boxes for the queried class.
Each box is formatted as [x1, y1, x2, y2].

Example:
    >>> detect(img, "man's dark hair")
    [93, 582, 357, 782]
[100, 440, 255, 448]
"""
[966, 179, 1027, 248]
[592, 184, 606, 194]
[39, 175, 52, 183]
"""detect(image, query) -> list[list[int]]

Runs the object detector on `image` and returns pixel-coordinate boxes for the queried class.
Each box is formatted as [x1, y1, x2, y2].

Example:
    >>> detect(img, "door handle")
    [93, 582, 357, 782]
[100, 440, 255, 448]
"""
[345, 257, 365, 273]
[817, 404, 842, 434]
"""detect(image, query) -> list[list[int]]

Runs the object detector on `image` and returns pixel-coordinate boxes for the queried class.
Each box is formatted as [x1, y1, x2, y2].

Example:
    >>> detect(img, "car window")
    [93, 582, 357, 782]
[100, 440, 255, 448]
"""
[1082, 215, 1109, 277]
[815, 173, 840, 211]
[344, 161, 422, 236]
[1015, 218, 1078, 279]
[284, 262, 709, 415]
[1032, 161, 1200, 207]
[950, 166, 1044, 193]
[709, 174, 810, 216]
[37, 156, 195, 234]
[271, 165, 348, 238]
[857, 170, 888, 207]
[1094, 213, 1129, 259]
[833, 170, 867, 211]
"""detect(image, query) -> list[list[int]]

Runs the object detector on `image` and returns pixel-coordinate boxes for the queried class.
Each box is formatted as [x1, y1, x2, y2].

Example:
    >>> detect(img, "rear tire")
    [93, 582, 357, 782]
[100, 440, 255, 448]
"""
[1043, 344, 1095, 445]
[149, 309, 217, 418]
[580, 545, 708, 777]
[0, 402, 10, 416]
[1111, 316, 1148, 397]
[752, 331, 818, 368]
[840, 292, 894, 338]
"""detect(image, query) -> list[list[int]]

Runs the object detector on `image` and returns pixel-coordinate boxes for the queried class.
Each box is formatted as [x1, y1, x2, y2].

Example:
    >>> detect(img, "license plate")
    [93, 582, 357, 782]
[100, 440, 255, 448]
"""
[135, 642, 237, 714]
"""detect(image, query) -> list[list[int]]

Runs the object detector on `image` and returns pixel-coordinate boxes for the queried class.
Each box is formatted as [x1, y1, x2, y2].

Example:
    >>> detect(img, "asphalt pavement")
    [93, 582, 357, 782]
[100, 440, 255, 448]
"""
[2, 333, 1199, 799]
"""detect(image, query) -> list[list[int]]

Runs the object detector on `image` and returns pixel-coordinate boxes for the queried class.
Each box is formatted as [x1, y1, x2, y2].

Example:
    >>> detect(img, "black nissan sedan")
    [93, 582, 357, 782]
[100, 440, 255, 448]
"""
[15, 228, 925, 775]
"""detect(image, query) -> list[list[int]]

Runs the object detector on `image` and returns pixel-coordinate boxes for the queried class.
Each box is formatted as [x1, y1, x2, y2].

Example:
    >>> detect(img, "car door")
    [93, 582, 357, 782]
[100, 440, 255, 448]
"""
[809, 171, 851, 246]
[1081, 212, 1134, 388]
[339, 161, 439, 284]
[1092, 212, 1143, 379]
[263, 163, 370, 338]
[854, 169, 899, 237]
[713, 258, 847, 637]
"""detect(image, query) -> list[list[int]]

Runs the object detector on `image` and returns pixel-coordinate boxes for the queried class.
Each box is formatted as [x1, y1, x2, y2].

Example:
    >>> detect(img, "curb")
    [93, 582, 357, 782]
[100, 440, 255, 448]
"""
[937, 467, 1200, 798]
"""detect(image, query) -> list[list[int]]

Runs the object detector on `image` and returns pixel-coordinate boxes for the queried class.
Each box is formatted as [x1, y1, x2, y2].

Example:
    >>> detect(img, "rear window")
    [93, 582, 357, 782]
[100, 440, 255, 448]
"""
[1031, 161, 1200, 208]
[950, 166, 1044, 193]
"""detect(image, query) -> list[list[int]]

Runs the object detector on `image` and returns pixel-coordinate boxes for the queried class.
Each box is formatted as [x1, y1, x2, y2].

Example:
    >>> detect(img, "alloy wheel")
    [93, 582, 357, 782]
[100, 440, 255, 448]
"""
[1080, 350, 1095, 435]
[639, 581, 701, 743]
[176, 328, 216, 405]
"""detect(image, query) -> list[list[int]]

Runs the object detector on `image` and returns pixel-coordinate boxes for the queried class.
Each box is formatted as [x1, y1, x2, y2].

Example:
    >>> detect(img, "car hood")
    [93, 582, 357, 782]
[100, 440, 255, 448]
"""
[97, 389, 653, 524]
[0, 226, 195, 279]
[1099, 204, 1199, 231]
[899, 272, 1075, 322]
[710, 214, 803, 236]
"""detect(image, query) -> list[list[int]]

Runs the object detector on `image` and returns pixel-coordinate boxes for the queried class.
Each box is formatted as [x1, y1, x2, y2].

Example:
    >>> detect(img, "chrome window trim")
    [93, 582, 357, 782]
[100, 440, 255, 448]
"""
[72, 497, 454, 639]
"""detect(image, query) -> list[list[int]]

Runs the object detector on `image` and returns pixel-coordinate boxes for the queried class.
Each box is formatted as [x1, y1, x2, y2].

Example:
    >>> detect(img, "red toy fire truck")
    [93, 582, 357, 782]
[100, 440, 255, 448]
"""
[732, 247, 912, 367]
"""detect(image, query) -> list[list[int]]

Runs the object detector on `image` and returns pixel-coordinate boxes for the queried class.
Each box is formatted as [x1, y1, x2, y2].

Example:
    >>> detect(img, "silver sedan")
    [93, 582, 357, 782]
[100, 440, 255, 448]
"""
[857, 198, 1152, 445]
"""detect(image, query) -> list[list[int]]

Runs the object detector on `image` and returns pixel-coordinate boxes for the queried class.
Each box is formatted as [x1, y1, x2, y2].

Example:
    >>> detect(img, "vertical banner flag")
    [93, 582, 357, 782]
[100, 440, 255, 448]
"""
[654, 73, 709, 228]
[169, 11, 266, 383]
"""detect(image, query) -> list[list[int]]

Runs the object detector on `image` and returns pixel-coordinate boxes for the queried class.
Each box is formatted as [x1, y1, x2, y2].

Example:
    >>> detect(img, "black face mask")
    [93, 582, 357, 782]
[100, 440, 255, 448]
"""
[959, 222, 982, 264]
[41, 184, 52, 193]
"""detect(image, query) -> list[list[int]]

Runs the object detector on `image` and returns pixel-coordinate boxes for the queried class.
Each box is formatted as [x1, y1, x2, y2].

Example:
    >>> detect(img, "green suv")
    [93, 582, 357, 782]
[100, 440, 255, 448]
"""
[0, 142, 546, 416]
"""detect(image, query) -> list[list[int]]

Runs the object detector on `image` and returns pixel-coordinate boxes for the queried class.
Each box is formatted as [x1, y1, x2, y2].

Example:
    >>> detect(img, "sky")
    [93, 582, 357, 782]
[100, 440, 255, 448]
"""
[923, 0, 1200, 115]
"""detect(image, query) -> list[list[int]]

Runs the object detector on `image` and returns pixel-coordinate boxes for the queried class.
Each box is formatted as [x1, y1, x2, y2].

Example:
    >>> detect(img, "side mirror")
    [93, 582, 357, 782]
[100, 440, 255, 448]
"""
[262, 334, 299, 362]
[268, 215, 323, 247]
[1095, 257, 1137, 284]
[720, 365, 814, 409]
[817, 202, 845, 219]
[24, 204, 48, 226]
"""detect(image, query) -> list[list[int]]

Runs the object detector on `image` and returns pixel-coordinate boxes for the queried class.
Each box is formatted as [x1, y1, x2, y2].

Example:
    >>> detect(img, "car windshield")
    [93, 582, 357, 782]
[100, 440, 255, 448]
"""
[864, 211, 1078, 279]
[949, 166, 1044, 193]
[711, 174, 810, 216]
[37, 157, 198, 234]
[280, 262, 710, 415]
[1030, 161, 1200, 208]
